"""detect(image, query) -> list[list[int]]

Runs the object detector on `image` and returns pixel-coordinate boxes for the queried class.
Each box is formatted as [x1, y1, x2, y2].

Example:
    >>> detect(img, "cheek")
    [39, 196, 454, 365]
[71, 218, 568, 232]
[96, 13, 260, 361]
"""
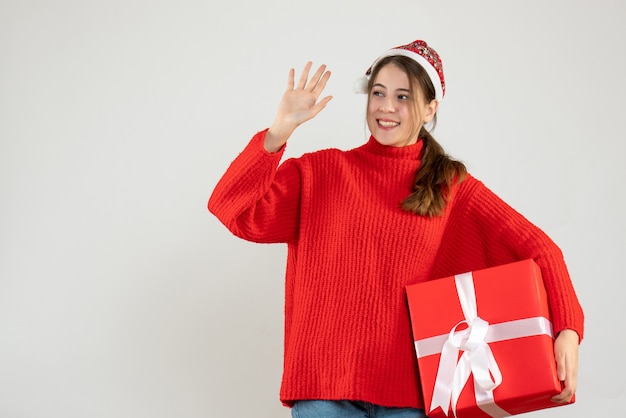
[366, 104, 379, 125]
[397, 105, 412, 125]
[367, 99, 377, 115]
[366, 102, 377, 130]
[399, 106, 417, 131]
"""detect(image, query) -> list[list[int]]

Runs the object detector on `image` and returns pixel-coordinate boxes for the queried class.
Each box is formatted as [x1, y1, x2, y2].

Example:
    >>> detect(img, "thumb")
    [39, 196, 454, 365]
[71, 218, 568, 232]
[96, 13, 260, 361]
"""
[310, 95, 333, 118]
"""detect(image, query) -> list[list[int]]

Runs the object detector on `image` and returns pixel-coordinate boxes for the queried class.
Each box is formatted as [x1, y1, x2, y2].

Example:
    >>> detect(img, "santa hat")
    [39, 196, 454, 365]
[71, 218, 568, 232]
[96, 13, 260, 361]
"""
[353, 40, 445, 102]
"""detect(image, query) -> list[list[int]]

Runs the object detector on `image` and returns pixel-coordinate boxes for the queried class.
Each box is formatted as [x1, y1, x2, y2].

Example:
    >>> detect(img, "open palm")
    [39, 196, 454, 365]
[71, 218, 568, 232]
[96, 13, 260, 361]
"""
[265, 62, 333, 151]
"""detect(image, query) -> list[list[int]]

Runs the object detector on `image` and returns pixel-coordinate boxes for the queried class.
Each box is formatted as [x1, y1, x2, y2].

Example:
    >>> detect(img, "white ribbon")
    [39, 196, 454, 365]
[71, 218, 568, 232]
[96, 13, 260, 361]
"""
[417, 272, 554, 418]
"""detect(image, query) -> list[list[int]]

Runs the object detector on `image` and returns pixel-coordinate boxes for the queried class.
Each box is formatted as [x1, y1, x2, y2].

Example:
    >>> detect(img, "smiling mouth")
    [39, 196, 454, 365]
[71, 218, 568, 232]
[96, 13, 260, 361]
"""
[378, 119, 400, 128]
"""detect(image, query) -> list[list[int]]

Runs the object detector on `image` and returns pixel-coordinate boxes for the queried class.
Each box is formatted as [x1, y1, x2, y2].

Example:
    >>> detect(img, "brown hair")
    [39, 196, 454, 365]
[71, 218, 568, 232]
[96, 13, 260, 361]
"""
[367, 55, 467, 217]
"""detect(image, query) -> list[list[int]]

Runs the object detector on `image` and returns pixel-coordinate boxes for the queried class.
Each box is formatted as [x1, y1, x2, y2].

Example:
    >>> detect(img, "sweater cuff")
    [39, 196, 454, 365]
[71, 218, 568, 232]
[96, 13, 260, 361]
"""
[253, 128, 287, 157]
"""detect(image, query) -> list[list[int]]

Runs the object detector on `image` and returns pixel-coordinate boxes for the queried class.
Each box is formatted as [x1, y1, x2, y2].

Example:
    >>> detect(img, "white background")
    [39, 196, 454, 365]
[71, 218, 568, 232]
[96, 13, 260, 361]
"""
[1, 0, 624, 417]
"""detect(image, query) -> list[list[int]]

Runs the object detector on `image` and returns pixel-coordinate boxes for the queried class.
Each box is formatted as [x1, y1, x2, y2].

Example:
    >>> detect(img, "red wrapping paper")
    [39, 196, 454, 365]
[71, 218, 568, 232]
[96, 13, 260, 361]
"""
[406, 259, 573, 417]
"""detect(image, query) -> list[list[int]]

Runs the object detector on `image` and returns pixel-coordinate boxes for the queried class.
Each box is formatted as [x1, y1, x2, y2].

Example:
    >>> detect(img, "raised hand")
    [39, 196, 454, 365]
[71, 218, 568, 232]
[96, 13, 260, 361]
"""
[264, 62, 333, 152]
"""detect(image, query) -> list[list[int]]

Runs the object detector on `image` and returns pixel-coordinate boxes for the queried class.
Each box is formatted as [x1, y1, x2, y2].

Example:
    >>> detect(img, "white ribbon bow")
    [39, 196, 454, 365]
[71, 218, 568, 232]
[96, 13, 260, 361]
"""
[429, 272, 511, 418]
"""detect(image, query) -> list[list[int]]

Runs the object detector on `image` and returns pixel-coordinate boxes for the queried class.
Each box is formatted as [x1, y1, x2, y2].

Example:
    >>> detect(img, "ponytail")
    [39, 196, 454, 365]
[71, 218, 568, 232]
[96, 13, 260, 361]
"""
[401, 127, 467, 217]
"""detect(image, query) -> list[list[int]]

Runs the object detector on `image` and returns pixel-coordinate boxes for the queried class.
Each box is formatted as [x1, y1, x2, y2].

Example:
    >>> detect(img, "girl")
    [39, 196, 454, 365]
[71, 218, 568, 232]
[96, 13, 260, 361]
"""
[208, 40, 583, 418]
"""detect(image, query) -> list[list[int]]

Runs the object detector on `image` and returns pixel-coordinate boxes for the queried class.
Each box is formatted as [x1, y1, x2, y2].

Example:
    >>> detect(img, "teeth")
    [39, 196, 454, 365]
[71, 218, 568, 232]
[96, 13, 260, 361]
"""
[378, 120, 399, 128]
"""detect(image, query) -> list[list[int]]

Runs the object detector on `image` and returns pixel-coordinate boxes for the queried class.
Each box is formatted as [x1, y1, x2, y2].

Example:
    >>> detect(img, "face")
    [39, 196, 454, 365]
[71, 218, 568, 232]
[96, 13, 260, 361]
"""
[366, 63, 438, 147]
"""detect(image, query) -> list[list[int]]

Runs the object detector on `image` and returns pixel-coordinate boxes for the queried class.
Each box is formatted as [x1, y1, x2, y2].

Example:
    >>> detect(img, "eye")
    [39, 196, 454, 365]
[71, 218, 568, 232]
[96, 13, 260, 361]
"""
[398, 94, 409, 100]
[372, 90, 384, 97]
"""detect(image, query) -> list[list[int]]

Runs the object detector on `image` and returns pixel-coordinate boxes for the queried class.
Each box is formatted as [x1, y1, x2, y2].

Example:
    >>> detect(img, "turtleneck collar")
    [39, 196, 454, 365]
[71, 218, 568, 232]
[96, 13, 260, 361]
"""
[360, 136, 424, 160]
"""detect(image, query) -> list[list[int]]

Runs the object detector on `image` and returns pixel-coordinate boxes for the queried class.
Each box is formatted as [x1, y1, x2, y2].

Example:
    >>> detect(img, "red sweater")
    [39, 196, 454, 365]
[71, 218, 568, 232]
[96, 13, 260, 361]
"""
[208, 129, 584, 409]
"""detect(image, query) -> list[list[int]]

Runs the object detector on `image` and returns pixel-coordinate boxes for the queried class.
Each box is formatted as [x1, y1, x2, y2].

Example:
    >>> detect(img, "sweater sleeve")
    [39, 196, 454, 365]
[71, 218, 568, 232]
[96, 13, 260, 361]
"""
[208, 129, 302, 244]
[434, 176, 584, 341]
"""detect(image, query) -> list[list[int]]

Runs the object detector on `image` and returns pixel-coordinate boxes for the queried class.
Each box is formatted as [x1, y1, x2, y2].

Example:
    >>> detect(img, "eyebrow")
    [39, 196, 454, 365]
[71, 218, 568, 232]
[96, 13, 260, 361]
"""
[372, 83, 410, 93]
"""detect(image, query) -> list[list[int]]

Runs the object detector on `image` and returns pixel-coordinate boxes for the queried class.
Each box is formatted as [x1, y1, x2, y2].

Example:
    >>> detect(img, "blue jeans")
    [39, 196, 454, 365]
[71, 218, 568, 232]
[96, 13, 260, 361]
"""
[291, 400, 427, 418]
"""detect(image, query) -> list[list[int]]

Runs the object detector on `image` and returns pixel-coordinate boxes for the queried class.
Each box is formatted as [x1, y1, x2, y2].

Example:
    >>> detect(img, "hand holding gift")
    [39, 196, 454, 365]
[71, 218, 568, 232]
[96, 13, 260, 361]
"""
[552, 328, 579, 403]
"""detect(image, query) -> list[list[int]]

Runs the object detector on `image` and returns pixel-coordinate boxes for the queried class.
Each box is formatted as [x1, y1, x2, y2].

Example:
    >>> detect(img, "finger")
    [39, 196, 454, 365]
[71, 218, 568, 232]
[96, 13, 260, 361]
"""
[306, 64, 327, 90]
[555, 351, 567, 382]
[553, 360, 569, 402]
[551, 354, 577, 403]
[286, 68, 295, 90]
[563, 358, 578, 397]
[311, 69, 331, 96]
[551, 385, 574, 403]
[309, 95, 333, 117]
[298, 95, 333, 125]
[296, 61, 313, 90]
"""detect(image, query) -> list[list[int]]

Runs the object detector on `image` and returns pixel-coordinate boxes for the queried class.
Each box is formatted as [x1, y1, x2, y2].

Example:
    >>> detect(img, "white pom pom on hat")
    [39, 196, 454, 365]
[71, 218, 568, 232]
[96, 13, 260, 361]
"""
[353, 76, 370, 94]
[354, 40, 446, 102]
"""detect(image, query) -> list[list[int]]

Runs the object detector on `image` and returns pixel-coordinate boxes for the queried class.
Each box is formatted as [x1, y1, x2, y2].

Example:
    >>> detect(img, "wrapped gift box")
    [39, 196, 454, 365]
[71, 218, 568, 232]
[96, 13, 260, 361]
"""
[406, 259, 573, 418]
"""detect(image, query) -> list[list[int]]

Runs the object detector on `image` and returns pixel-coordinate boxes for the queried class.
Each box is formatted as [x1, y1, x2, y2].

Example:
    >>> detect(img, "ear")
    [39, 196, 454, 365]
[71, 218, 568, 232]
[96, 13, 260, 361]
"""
[423, 99, 439, 123]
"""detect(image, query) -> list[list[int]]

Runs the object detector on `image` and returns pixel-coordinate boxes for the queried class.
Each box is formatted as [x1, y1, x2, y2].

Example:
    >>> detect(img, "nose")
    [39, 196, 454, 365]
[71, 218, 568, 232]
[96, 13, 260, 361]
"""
[379, 96, 395, 113]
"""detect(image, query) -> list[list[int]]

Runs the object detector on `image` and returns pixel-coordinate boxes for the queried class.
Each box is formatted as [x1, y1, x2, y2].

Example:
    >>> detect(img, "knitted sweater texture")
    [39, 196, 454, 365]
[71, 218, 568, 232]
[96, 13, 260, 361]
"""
[208, 129, 584, 409]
